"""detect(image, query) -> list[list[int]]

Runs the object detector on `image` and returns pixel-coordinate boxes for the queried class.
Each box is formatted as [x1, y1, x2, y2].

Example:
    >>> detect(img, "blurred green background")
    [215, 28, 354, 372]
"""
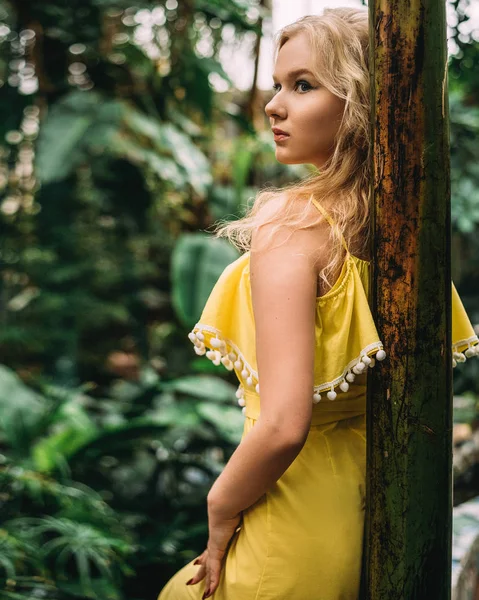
[0, 0, 478, 598]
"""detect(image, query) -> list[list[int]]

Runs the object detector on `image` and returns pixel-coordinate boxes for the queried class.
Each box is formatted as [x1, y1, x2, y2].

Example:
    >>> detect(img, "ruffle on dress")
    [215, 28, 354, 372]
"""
[452, 281, 479, 366]
[188, 251, 383, 411]
[189, 251, 478, 414]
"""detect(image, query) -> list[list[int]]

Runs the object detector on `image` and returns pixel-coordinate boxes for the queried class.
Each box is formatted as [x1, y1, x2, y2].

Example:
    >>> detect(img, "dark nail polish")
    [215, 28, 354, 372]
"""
[202, 589, 210, 599]
[194, 559, 200, 565]
[186, 579, 193, 585]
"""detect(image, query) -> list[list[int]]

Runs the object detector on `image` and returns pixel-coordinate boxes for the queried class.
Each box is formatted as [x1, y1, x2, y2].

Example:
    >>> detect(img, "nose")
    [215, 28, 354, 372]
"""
[265, 93, 286, 120]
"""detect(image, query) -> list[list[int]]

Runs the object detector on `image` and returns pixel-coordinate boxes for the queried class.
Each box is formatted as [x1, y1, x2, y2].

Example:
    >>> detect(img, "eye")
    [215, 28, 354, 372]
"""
[295, 80, 313, 92]
[271, 80, 313, 94]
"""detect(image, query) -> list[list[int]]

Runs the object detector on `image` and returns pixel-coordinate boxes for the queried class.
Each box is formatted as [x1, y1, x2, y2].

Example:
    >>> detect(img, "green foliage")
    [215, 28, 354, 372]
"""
[171, 233, 240, 327]
[36, 91, 213, 196]
[0, 359, 244, 598]
[0, 365, 50, 458]
[12, 516, 132, 590]
[0, 0, 478, 597]
[0, 0, 273, 594]
[450, 90, 479, 234]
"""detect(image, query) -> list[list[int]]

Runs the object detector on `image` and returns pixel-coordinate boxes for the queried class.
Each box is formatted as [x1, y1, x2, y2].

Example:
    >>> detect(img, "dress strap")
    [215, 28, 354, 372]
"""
[310, 197, 350, 255]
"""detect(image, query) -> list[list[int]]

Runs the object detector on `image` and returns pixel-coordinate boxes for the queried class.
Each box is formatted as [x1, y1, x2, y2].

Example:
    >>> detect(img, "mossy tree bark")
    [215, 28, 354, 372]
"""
[363, 1, 452, 598]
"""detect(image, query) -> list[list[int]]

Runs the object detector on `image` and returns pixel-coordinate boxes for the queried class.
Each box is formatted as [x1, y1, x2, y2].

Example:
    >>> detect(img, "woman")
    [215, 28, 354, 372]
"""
[158, 7, 479, 600]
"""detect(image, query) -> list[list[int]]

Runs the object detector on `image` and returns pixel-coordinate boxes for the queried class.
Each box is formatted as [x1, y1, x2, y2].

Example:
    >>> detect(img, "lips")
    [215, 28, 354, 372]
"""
[272, 127, 289, 136]
[273, 132, 289, 143]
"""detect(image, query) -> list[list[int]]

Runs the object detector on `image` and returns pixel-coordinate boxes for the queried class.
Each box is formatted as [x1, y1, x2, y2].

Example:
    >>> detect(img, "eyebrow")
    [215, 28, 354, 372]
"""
[272, 68, 315, 81]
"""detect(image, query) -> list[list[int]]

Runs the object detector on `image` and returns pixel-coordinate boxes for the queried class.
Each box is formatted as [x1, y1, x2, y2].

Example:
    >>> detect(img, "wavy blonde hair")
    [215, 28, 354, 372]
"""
[213, 7, 371, 290]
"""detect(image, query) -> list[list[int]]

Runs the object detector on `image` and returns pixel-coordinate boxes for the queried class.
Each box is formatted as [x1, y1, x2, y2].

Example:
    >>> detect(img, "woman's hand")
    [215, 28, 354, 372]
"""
[186, 508, 242, 598]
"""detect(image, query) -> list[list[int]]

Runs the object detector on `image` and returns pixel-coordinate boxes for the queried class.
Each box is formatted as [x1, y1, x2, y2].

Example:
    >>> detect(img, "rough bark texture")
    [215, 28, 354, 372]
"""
[363, 1, 452, 598]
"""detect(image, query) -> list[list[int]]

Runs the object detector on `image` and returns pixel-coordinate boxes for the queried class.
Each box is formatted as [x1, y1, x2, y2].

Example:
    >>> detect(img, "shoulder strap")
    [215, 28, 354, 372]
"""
[310, 197, 350, 255]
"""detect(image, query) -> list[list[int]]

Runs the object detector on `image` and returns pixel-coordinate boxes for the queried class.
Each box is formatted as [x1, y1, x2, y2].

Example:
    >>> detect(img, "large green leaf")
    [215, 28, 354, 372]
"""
[0, 365, 47, 454]
[36, 91, 122, 183]
[160, 123, 213, 197]
[118, 106, 212, 195]
[164, 375, 236, 403]
[36, 91, 212, 196]
[150, 397, 202, 428]
[196, 402, 244, 444]
[208, 184, 242, 221]
[170, 233, 240, 327]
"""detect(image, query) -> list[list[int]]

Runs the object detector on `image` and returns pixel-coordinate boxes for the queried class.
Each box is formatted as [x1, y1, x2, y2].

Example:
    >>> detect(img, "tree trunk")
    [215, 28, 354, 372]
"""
[364, 1, 452, 598]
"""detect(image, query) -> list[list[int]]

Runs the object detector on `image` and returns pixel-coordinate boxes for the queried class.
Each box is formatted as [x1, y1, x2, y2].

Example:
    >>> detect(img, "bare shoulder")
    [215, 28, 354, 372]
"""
[253, 192, 288, 224]
[251, 193, 332, 270]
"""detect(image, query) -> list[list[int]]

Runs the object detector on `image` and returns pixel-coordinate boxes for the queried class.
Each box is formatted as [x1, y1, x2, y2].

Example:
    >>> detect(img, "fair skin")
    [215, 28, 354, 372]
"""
[266, 31, 346, 169]
[187, 32, 347, 600]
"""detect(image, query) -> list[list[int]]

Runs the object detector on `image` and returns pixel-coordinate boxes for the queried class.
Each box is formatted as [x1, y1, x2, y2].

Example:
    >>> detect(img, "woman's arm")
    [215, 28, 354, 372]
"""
[207, 206, 328, 519]
[190, 202, 331, 598]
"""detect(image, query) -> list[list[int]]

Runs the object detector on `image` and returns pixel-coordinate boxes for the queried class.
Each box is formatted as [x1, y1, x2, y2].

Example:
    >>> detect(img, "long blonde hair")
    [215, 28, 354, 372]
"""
[213, 7, 371, 290]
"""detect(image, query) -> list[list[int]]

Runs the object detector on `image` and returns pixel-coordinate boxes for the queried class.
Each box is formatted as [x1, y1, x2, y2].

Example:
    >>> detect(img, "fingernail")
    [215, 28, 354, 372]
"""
[186, 579, 193, 585]
[202, 589, 210, 599]
[194, 559, 200, 565]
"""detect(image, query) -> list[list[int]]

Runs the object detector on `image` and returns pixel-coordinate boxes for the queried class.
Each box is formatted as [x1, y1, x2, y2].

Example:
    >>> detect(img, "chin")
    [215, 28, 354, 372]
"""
[275, 154, 305, 165]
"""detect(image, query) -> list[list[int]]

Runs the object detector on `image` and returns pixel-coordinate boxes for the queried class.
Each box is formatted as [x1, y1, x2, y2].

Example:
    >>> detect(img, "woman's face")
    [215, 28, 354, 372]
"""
[265, 31, 346, 169]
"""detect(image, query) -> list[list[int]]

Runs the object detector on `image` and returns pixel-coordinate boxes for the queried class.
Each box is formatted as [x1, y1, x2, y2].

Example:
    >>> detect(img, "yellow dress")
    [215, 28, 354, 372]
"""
[158, 199, 479, 600]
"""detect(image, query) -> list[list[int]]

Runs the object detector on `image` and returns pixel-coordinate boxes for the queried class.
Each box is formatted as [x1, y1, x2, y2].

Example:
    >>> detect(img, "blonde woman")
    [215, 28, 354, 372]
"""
[158, 7, 479, 600]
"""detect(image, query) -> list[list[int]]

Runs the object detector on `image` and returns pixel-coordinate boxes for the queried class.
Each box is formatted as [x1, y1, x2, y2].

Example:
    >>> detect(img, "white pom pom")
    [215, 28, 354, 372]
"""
[355, 362, 366, 373]
[346, 372, 355, 382]
[255, 383, 260, 394]
[210, 337, 222, 348]
[452, 358, 457, 368]
[465, 347, 476, 358]
[228, 352, 237, 361]
[188, 332, 197, 343]
[234, 360, 243, 370]
[196, 331, 205, 341]
[313, 392, 321, 404]
[238, 397, 246, 407]
[206, 350, 215, 360]
[242, 406, 247, 416]
[339, 380, 349, 392]
[376, 349, 386, 361]
[361, 355, 372, 365]
[457, 352, 466, 363]
[246, 376, 253, 387]
[369, 358, 376, 368]
[194, 346, 206, 355]
[235, 387, 244, 398]
[241, 368, 248, 379]
[327, 389, 337, 401]
[221, 357, 234, 370]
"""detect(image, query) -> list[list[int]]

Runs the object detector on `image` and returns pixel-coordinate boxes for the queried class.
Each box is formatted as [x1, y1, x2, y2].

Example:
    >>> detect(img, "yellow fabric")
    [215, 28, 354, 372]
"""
[158, 412, 367, 600]
[189, 250, 386, 404]
[188, 243, 478, 403]
[452, 281, 478, 353]
[158, 202, 478, 600]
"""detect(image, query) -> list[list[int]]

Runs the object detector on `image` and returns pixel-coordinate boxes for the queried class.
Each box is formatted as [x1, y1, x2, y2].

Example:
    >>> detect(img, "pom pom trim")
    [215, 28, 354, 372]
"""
[452, 336, 479, 368]
[189, 324, 387, 408]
